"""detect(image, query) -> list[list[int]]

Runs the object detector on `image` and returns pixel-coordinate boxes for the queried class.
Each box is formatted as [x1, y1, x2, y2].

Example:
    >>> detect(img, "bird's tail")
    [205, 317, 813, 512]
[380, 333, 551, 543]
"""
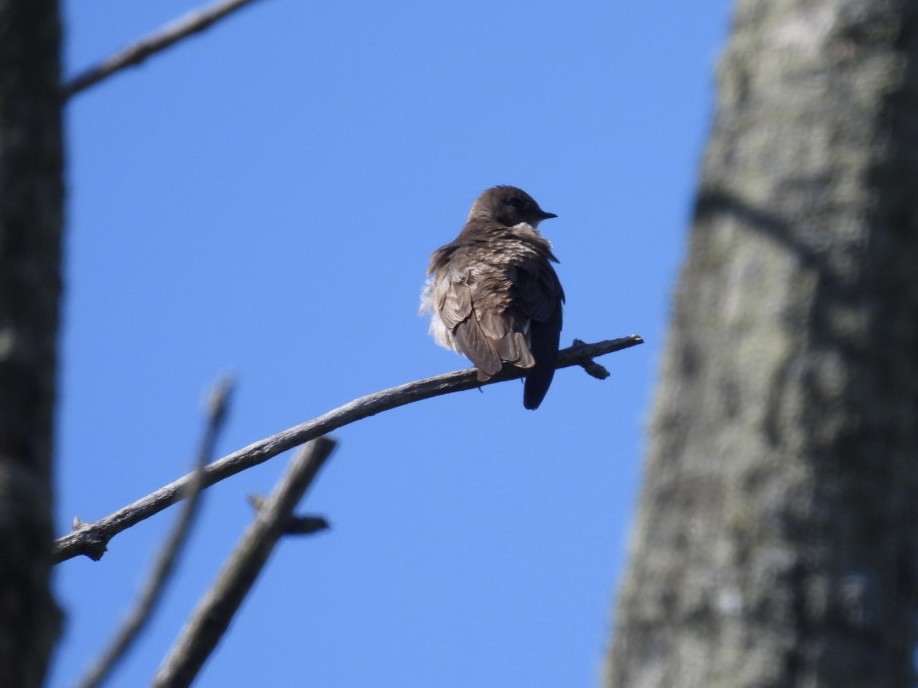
[523, 317, 561, 410]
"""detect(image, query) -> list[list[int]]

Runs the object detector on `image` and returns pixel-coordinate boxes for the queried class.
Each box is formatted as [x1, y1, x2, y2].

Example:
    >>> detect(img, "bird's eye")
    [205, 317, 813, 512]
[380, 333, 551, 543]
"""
[508, 198, 524, 209]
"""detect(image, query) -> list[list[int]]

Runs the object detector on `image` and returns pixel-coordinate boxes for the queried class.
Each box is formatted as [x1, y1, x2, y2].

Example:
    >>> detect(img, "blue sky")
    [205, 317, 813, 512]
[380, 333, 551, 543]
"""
[52, 2, 731, 686]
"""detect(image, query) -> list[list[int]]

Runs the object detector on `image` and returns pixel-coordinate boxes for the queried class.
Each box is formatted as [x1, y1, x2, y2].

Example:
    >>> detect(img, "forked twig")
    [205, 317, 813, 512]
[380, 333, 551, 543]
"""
[75, 377, 234, 688]
[152, 438, 336, 688]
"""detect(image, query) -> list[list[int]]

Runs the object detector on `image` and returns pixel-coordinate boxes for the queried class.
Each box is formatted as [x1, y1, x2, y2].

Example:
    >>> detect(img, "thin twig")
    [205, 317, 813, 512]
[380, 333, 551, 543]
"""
[54, 335, 642, 563]
[572, 338, 611, 379]
[247, 494, 329, 535]
[62, 0, 265, 99]
[75, 377, 235, 688]
[152, 438, 337, 688]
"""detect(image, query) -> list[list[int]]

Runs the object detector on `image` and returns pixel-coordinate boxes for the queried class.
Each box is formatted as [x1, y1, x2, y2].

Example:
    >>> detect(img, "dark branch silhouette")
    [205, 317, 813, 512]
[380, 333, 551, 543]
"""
[62, 0, 267, 98]
[152, 438, 336, 688]
[54, 335, 642, 564]
[76, 377, 234, 688]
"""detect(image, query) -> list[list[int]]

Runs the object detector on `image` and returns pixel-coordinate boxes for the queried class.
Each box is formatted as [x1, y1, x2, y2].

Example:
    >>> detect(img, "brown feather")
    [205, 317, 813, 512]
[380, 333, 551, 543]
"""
[423, 186, 564, 407]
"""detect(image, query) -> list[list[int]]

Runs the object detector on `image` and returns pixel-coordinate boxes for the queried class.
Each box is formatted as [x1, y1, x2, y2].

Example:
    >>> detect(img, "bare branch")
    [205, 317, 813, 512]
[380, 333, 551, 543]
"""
[62, 0, 266, 99]
[152, 438, 337, 688]
[75, 376, 234, 688]
[54, 335, 642, 563]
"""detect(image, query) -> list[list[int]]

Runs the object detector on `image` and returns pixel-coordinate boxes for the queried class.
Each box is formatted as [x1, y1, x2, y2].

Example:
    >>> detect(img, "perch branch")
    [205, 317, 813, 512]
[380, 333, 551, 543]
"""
[54, 334, 642, 563]
[75, 376, 234, 688]
[152, 438, 336, 688]
[62, 0, 266, 99]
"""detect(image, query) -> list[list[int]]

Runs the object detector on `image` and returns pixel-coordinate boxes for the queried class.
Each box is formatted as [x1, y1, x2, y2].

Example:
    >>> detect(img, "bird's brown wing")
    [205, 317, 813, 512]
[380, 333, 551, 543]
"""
[432, 259, 502, 380]
[432, 249, 534, 381]
[470, 266, 535, 372]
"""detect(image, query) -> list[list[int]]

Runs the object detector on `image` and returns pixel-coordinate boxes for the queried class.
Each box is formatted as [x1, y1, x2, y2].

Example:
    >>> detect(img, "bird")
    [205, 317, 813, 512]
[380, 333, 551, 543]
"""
[421, 185, 565, 409]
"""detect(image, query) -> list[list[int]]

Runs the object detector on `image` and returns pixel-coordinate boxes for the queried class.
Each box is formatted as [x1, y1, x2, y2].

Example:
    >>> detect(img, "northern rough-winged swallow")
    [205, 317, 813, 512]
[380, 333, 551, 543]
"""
[421, 185, 565, 409]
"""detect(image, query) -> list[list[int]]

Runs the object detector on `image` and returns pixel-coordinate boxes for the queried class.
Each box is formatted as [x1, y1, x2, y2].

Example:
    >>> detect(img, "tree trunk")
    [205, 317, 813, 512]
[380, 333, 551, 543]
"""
[606, 1, 918, 686]
[0, 1, 64, 685]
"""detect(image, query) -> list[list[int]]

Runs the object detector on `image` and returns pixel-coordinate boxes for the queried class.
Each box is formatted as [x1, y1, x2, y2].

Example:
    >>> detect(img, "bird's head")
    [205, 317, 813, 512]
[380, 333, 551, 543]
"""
[467, 185, 557, 228]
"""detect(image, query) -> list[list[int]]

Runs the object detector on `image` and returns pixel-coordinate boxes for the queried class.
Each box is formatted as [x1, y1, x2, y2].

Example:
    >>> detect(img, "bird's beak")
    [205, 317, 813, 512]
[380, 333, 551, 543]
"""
[539, 211, 558, 220]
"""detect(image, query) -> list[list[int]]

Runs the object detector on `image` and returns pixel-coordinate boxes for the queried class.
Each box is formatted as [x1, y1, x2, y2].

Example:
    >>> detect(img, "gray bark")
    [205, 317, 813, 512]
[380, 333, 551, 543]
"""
[606, 1, 918, 686]
[0, 1, 64, 686]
